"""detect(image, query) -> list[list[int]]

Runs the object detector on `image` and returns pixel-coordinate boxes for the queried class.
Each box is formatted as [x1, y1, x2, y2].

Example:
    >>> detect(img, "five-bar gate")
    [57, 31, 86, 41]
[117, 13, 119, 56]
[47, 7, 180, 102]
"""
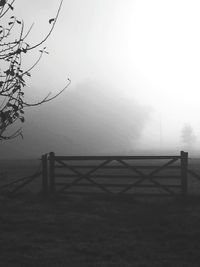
[41, 151, 188, 197]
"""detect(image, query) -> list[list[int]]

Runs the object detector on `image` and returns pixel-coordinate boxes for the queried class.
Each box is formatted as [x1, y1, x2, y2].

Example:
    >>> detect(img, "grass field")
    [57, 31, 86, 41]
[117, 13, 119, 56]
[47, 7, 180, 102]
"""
[0, 158, 200, 266]
[1, 193, 200, 266]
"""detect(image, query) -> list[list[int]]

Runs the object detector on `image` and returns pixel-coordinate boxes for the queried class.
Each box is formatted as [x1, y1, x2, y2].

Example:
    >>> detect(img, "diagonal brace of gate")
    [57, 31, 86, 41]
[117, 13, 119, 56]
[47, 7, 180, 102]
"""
[55, 159, 113, 194]
[117, 158, 179, 195]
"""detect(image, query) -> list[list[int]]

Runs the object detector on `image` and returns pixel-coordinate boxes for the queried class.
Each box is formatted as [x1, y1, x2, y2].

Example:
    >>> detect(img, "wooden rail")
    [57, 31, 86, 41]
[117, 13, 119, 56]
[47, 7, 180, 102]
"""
[41, 151, 188, 197]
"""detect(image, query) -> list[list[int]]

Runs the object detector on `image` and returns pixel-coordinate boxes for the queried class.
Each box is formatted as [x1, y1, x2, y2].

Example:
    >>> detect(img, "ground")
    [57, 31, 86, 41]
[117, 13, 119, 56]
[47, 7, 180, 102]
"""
[0, 193, 200, 267]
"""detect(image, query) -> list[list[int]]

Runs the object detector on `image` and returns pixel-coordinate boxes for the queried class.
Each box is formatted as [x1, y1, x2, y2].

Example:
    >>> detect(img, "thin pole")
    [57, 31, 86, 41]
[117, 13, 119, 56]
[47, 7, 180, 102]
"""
[159, 112, 163, 150]
[49, 152, 55, 194]
[42, 154, 48, 196]
[180, 150, 188, 199]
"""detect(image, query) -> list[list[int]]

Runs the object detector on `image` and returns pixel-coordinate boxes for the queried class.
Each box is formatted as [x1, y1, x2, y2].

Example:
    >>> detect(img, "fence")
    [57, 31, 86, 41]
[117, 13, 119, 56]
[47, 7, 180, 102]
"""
[41, 151, 189, 197]
[0, 160, 42, 196]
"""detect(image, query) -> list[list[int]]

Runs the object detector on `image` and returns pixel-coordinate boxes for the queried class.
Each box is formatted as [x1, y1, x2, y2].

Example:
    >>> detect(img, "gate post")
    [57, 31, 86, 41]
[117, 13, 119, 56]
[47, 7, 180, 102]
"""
[42, 154, 48, 196]
[49, 152, 55, 194]
[181, 151, 188, 198]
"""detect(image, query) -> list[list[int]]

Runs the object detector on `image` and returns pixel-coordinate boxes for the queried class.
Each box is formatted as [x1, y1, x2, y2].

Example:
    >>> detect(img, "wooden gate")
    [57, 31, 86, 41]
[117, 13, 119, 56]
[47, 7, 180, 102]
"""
[41, 151, 188, 197]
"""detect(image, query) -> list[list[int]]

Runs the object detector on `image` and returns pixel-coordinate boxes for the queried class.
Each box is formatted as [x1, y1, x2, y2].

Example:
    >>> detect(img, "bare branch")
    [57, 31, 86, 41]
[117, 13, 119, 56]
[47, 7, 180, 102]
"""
[0, 0, 15, 18]
[28, 0, 63, 51]
[0, 0, 69, 141]
[24, 79, 71, 107]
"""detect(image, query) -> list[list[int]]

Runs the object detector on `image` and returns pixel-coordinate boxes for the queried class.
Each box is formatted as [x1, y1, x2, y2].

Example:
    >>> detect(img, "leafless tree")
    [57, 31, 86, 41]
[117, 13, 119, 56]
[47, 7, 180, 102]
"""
[0, 0, 70, 140]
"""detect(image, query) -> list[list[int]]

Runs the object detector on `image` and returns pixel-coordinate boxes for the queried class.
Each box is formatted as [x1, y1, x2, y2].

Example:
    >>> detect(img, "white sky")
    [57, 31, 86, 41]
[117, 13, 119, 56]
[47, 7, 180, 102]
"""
[3, 0, 200, 157]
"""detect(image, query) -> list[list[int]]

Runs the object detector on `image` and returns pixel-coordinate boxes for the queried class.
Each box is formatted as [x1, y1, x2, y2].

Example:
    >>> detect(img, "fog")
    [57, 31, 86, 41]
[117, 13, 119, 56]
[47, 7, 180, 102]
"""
[41, 81, 152, 153]
[1, 81, 152, 159]
[2, 0, 200, 158]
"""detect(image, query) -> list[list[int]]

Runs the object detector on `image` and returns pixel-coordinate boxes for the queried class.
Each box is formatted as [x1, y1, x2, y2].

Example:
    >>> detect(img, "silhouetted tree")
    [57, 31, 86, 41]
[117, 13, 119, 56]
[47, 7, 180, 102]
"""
[181, 123, 196, 147]
[0, 0, 70, 140]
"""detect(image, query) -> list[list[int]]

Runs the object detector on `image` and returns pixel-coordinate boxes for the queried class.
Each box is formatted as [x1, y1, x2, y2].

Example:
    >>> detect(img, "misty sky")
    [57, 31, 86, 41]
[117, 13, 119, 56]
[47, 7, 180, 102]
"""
[2, 0, 200, 158]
